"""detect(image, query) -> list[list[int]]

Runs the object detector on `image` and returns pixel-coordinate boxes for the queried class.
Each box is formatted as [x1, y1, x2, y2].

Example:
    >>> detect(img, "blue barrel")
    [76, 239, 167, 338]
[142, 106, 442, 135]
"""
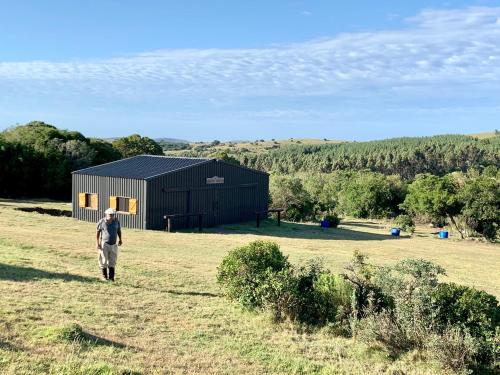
[320, 220, 330, 228]
[438, 230, 449, 239]
[391, 228, 400, 236]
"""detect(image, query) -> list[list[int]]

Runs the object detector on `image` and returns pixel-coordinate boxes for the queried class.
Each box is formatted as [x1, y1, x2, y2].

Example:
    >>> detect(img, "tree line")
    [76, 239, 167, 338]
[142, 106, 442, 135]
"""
[244, 135, 500, 178]
[176, 134, 499, 178]
[269, 168, 500, 240]
[0, 121, 163, 199]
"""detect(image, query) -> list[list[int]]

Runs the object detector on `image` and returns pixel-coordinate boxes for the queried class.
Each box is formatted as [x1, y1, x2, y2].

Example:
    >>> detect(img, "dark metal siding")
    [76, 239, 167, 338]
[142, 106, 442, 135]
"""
[72, 173, 146, 229]
[146, 160, 269, 230]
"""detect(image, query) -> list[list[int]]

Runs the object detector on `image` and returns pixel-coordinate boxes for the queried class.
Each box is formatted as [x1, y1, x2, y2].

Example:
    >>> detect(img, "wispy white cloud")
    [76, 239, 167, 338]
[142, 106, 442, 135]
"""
[0, 6, 499, 99]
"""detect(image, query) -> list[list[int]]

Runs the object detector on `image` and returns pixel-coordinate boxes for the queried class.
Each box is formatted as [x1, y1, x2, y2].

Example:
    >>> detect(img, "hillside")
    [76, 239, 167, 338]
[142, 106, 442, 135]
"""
[0, 199, 498, 374]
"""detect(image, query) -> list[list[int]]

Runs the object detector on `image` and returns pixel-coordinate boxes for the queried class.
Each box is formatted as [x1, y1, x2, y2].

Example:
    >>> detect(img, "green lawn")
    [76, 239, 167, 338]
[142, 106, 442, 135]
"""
[0, 199, 498, 374]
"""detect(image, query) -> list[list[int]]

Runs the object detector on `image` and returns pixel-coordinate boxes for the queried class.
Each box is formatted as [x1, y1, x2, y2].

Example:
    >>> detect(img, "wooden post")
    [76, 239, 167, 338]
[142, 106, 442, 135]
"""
[277, 211, 281, 226]
[167, 217, 172, 233]
[256, 212, 260, 228]
[198, 214, 203, 232]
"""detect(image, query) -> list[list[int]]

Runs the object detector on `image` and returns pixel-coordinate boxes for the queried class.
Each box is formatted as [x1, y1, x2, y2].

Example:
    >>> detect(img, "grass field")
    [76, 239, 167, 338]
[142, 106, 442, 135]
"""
[0, 199, 498, 374]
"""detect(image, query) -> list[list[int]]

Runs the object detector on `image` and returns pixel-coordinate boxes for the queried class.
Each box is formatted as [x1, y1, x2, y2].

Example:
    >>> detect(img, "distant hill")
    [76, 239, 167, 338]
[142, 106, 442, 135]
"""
[469, 131, 500, 139]
[154, 137, 190, 144]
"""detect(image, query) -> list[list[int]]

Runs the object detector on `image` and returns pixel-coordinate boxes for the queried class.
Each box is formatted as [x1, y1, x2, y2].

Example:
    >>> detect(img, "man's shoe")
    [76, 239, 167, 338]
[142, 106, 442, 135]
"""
[109, 267, 115, 282]
[101, 268, 108, 280]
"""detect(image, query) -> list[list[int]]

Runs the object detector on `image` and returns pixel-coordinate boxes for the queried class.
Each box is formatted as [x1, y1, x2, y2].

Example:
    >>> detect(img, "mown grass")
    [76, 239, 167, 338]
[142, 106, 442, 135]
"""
[0, 199, 498, 374]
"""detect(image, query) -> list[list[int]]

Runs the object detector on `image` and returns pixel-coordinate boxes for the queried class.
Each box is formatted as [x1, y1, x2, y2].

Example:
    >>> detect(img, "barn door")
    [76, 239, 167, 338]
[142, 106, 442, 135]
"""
[190, 189, 218, 227]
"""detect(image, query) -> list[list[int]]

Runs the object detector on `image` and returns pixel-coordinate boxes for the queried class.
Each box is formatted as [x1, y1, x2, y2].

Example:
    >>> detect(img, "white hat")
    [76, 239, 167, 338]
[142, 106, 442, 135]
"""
[104, 208, 116, 215]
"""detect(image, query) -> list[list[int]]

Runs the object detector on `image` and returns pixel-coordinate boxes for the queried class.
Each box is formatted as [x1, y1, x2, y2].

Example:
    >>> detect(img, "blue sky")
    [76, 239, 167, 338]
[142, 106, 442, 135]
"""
[1, 0, 500, 141]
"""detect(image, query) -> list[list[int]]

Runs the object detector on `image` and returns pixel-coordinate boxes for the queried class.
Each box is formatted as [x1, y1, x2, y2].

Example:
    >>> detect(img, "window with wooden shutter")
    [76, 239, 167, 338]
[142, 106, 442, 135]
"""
[79, 193, 98, 209]
[78, 193, 86, 208]
[129, 198, 137, 214]
[90, 194, 98, 209]
[109, 196, 117, 210]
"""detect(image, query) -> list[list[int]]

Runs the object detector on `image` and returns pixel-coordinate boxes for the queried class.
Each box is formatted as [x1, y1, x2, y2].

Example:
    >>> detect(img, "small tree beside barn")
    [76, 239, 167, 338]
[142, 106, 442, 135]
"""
[72, 155, 269, 230]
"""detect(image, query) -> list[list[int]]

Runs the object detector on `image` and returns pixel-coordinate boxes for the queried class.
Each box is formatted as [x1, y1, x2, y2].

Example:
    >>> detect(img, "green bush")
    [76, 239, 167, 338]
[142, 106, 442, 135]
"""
[433, 283, 500, 338]
[217, 241, 289, 309]
[258, 260, 328, 324]
[426, 326, 480, 372]
[342, 251, 391, 320]
[321, 213, 341, 228]
[394, 214, 415, 234]
[432, 283, 500, 363]
[257, 267, 298, 322]
[257, 259, 353, 328]
[314, 272, 353, 334]
[375, 259, 445, 349]
[354, 310, 412, 357]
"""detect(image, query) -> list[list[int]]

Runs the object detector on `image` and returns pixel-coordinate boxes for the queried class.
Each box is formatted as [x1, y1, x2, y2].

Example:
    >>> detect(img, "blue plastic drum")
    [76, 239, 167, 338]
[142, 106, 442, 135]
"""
[438, 230, 449, 239]
[391, 228, 401, 236]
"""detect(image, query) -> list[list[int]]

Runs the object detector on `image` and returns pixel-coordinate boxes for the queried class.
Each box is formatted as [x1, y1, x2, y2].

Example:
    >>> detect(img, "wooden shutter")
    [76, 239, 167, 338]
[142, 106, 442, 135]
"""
[78, 193, 86, 208]
[129, 198, 137, 214]
[109, 196, 117, 210]
[90, 194, 98, 209]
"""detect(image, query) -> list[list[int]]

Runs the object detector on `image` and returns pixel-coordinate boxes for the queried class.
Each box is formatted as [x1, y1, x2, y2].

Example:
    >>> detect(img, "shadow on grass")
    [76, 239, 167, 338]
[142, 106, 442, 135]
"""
[0, 339, 19, 351]
[0, 263, 95, 283]
[200, 220, 406, 241]
[15, 206, 72, 217]
[81, 332, 128, 349]
[123, 282, 219, 298]
[163, 289, 219, 297]
[36, 323, 129, 349]
[341, 220, 386, 229]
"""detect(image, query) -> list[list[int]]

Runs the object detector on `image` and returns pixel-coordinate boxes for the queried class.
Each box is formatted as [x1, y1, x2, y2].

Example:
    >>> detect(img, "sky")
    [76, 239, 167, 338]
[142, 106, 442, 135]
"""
[1, 0, 500, 141]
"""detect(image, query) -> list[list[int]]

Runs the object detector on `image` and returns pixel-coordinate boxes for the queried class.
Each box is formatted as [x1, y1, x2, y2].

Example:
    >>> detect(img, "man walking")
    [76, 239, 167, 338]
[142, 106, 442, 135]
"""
[96, 208, 122, 281]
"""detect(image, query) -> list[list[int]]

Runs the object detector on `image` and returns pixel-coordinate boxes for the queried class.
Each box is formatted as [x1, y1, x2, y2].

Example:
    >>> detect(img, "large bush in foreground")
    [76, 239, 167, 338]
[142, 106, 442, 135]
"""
[216, 241, 289, 308]
[218, 244, 500, 372]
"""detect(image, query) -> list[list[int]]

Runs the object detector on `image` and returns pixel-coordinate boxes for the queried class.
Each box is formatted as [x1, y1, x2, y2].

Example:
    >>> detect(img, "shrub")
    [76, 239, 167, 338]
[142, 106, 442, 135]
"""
[375, 259, 445, 349]
[321, 213, 341, 228]
[426, 326, 479, 372]
[217, 241, 289, 309]
[259, 260, 354, 328]
[432, 283, 500, 363]
[354, 310, 412, 357]
[259, 259, 328, 324]
[394, 214, 415, 234]
[258, 267, 298, 322]
[433, 283, 500, 338]
[314, 272, 353, 334]
[342, 251, 390, 320]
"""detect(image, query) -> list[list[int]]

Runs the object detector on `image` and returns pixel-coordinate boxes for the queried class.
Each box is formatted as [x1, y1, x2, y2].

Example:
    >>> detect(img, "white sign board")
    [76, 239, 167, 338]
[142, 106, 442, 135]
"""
[206, 176, 225, 184]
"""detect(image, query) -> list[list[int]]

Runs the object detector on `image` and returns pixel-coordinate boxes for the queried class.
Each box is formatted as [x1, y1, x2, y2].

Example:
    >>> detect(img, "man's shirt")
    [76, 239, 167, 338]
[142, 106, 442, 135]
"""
[97, 218, 121, 245]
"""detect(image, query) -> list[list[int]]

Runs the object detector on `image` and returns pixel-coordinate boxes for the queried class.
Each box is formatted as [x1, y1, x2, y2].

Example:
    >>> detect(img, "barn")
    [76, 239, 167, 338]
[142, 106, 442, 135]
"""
[72, 155, 269, 230]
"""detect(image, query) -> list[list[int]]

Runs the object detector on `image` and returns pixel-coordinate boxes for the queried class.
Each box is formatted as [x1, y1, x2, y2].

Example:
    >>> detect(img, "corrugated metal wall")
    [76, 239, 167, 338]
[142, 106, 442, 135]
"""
[73, 159, 268, 231]
[72, 173, 147, 229]
[146, 160, 268, 230]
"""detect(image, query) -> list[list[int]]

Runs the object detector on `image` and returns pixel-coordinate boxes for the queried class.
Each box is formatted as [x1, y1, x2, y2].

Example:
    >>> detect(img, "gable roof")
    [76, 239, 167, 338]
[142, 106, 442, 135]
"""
[73, 155, 212, 179]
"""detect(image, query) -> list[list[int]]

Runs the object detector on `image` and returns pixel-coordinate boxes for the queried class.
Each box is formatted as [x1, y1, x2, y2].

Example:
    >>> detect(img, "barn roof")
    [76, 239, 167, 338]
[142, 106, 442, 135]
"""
[73, 155, 212, 179]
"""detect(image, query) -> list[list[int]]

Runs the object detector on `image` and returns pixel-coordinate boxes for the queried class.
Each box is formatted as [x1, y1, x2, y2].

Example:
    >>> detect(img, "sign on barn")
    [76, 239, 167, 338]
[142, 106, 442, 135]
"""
[206, 176, 225, 184]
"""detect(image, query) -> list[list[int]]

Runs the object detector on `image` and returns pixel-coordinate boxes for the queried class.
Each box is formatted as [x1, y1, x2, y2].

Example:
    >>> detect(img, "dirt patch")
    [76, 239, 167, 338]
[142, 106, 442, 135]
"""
[15, 207, 72, 217]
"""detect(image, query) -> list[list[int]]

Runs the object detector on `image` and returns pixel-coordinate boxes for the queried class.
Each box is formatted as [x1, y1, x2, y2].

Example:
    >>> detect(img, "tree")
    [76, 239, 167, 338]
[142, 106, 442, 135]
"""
[270, 176, 314, 221]
[459, 175, 499, 240]
[210, 150, 241, 166]
[89, 139, 122, 165]
[112, 134, 163, 158]
[338, 172, 396, 218]
[401, 174, 464, 238]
